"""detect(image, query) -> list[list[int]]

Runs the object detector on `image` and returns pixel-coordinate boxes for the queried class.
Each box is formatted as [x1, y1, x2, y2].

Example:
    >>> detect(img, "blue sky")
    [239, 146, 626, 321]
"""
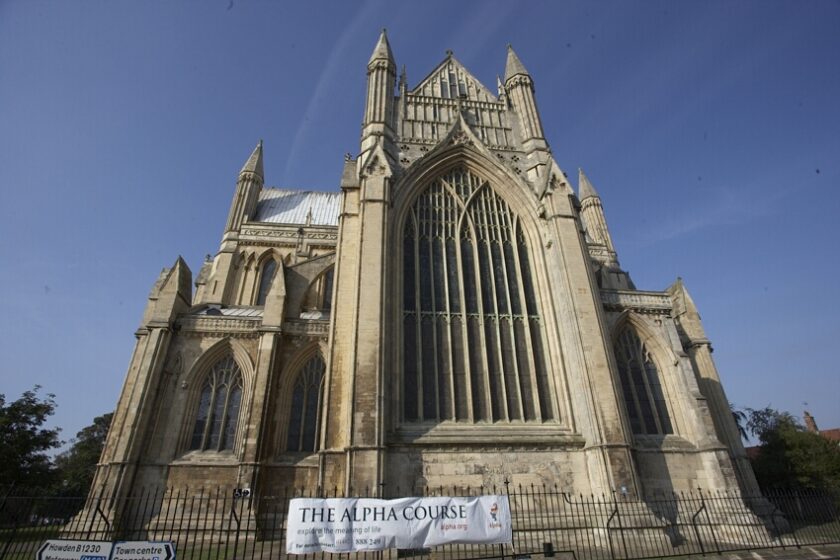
[1, 1, 838, 447]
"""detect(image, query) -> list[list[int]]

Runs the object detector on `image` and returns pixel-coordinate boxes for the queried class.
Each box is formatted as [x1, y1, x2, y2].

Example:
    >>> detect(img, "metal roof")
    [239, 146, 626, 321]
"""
[254, 188, 341, 226]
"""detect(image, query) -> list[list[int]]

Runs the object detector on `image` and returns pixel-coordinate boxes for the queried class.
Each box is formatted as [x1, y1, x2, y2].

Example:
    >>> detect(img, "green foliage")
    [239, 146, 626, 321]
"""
[746, 406, 840, 491]
[0, 386, 61, 489]
[53, 412, 112, 497]
[730, 402, 749, 441]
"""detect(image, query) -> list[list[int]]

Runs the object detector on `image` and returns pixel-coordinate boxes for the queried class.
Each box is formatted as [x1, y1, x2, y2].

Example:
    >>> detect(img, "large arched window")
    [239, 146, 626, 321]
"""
[401, 166, 554, 423]
[287, 354, 325, 452]
[614, 326, 673, 435]
[255, 258, 277, 306]
[190, 356, 243, 451]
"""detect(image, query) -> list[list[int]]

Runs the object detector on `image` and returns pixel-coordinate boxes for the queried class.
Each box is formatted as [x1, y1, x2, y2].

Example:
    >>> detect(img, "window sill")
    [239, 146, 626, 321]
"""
[172, 450, 240, 464]
[390, 422, 583, 447]
[632, 434, 697, 451]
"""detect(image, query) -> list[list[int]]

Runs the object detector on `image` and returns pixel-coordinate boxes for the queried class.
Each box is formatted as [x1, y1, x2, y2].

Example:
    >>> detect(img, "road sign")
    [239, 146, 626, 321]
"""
[111, 541, 175, 560]
[37, 540, 114, 560]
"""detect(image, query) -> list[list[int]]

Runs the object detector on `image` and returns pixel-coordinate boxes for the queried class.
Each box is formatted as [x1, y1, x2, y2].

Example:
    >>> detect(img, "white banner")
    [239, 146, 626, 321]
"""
[285, 495, 511, 554]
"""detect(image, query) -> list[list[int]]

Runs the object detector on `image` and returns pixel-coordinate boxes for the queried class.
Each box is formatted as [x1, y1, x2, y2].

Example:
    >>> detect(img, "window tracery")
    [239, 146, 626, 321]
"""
[287, 354, 325, 452]
[189, 355, 243, 451]
[614, 327, 673, 435]
[255, 258, 277, 306]
[401, 167, 554, 423]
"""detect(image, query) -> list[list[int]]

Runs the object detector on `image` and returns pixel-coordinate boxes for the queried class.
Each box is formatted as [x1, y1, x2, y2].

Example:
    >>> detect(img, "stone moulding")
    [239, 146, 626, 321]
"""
[240, 226, 338, 243]
[390, 425, 586, 448]
[284, 319, 330, 337]
[177, 316, 261, 336]
[601, 289, 672, 313]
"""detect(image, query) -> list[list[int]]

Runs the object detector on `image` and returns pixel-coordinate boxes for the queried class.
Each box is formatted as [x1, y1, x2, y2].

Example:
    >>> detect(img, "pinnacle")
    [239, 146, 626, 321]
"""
[504, 44, 530, 82]
[369, 28, 395, 65]
[239, 140, 264, 180]
[578, 168, 600, 200]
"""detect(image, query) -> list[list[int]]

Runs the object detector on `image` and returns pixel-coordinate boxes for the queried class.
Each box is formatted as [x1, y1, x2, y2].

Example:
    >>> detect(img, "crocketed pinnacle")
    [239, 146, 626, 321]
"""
[578, 168, 600, 200]
[369, 28, 395, 65]
[504, 44, 530, 81]
[240, 140, 264, 180]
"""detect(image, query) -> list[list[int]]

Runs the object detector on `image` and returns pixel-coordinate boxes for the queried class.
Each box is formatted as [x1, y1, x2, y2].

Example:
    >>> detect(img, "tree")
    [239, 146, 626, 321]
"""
[53, 412, 112, 497]
[0, 386, 61, 489]
[746, 406, 840, 491]
[730, 402, 749, 441]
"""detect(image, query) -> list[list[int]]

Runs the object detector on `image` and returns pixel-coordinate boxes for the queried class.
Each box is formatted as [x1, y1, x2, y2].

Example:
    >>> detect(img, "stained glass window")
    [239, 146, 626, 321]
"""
[190, 355, 243, 451]
[614, 327, 673, 435]
[287, 355, 325, 452]
[401, 167, 554, 423]
[256, 259, 277, 306]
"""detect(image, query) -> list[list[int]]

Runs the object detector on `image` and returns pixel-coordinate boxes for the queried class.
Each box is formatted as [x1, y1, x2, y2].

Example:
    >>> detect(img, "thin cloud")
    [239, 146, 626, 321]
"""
[634, 183, 787, 246]
[281, 0, 384, 185]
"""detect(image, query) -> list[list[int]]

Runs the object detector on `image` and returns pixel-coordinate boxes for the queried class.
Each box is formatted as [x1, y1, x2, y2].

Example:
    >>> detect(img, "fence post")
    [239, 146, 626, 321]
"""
[502, 478, 510, 560]
[699, 489, 720, 554]
[690, 494, 707, 556]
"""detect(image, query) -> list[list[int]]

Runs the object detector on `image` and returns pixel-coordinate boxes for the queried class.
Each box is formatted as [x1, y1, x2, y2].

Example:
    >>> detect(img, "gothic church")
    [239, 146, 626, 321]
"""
[92, 32, 758, 500]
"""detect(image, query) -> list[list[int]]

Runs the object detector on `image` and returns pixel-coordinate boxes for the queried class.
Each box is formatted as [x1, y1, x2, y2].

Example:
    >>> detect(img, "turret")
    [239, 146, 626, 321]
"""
[224, 141, 264, 237]
[504, 45, 546, 152]
[362, 29, 397, 155]
[578, 168, 616, 256]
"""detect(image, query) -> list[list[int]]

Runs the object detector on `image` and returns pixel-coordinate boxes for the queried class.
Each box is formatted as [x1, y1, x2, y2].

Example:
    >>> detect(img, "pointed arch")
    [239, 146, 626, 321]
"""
[611, 313, 675, 436]
[180, 338, 255, 455]
[396, 164, 556, 425]
[255, 250, 280, 305]
[277, 345, 326, 454]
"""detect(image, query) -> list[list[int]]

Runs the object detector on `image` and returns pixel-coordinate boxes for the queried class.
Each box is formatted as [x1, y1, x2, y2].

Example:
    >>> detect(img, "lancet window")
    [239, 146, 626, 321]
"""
[401, 167, 554, 424]
[614, 327, 673, 435]
[255, 258, 277, 306]
[287, 354, 325, 452]
[190, 356, 243, 451]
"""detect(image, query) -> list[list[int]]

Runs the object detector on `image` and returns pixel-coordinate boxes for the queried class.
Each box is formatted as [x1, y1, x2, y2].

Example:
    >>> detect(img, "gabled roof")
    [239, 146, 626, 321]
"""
[410, 53, 497, 102]
[254, 188, 341, 226]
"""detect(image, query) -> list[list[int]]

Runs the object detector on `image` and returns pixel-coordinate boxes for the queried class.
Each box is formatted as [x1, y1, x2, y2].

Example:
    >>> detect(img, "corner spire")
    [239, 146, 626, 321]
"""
[504, 44, 530, 82]
[369, 28, 395, 65]
[240, 140, 264, 180]
[578, 168, 600, 200]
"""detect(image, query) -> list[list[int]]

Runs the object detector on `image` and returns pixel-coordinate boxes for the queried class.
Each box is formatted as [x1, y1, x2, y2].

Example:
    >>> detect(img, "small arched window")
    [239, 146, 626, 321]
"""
[287, 355, 325, 452]
[614, 327, 673, 435]
[255, 258, 277, 306]
[190, 356, 243, 451]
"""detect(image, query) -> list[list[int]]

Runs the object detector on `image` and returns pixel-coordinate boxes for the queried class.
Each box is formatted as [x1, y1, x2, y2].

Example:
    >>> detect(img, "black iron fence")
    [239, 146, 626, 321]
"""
[1, 485, 838, 560]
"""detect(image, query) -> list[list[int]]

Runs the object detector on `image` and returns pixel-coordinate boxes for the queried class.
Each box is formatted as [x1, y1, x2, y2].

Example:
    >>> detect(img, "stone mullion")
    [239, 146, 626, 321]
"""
[440, 187, 457, 420]
[639, 347, 665, 435]
[413, 212, 424, 421]
[201, 376, 218, 450]
[476, 187, 505, 421]
[218, 380, 233, 451]
[454, 215, 474, 422]
[298, 381, 309, 451]
[491, 190, 525, 421]
[509, 218, 544, 420]
[622, 334, 646, 434]
[427, 189, 441, 421]
[314, 376, 325, 454]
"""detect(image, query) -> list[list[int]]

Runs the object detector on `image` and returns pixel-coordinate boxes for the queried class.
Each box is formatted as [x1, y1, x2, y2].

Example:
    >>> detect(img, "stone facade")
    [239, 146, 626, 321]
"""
[91, 32, 759, 502]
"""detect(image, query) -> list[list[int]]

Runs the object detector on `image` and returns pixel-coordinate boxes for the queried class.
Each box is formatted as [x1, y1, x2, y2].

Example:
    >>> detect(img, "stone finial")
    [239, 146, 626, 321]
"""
[578, 168, 600, 200]
[239, 140, 264, 180]
[369, 28, 395, 65]
[504, 44, 530, 82]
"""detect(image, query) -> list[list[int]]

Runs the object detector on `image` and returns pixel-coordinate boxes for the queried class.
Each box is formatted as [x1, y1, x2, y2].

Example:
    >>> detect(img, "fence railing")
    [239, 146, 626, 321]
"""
[1, 485, 838, 560]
